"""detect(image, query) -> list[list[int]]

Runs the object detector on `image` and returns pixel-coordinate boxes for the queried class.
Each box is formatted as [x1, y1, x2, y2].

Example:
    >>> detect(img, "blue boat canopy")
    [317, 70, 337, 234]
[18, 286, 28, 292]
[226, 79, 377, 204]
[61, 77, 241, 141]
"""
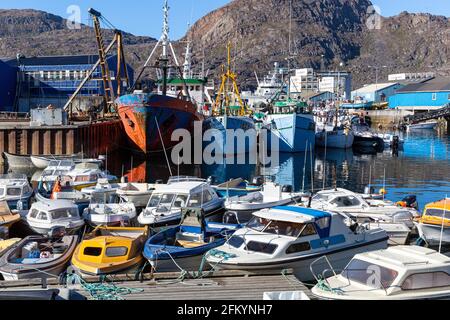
[273, 206, 332, 219]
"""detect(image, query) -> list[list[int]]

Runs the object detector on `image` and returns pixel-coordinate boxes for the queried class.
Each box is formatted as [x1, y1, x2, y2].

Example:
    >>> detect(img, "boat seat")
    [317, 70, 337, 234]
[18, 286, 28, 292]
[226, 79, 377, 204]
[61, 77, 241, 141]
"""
[175, 240, 207, 248]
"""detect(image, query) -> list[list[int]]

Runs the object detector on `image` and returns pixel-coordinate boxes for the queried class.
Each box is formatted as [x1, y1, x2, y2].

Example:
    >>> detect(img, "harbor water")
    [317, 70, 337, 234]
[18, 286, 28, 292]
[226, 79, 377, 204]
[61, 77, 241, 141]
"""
[3, 129, 449, 212]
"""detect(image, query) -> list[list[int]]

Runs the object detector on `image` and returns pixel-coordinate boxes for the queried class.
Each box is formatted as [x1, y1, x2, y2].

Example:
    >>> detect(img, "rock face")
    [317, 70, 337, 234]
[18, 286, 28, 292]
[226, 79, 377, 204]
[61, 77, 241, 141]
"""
[0, 9, 156, 75]
[0, 3, 449, 90]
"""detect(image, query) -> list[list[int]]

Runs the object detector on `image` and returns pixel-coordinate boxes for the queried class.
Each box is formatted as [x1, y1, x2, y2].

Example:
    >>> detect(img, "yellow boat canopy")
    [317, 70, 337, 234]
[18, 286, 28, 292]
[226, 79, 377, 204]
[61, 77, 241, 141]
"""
[420, 199, 450, 227]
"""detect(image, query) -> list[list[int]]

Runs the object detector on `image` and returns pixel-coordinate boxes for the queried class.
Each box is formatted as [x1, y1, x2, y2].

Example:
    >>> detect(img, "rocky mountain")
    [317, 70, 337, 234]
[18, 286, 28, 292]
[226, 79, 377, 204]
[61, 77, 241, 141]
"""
[0, 9, 156, 75]
[185, 0, 450, 89]
[0, 2, 449, 90]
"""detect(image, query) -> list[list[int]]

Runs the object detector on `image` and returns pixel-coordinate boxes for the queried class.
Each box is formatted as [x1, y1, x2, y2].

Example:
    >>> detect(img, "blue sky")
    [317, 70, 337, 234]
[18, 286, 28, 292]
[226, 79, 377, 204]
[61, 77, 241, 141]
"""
[0, 0, 449, 39]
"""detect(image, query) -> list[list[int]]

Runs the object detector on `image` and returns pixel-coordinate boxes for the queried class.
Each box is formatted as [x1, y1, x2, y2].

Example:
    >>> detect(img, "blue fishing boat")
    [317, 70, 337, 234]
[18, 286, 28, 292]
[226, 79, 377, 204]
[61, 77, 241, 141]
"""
[202, 115, 257, 156]
[143, 208, 241, 273]
[263, 112, 316, 153]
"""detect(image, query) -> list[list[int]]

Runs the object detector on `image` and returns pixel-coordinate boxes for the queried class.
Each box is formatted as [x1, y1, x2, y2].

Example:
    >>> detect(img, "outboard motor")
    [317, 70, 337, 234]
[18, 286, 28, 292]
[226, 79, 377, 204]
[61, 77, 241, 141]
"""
[155, 179, 164, 184]
[207, 176, 216, 185]
[223, 211, 240, 225]
[399, 195, 419, 211]
[120, 176, 129, 184]
[392, 136, 400, 151]
[48, 226, 66, 239]
[251, 176, 264, 187]
[282, 185, 293, 193]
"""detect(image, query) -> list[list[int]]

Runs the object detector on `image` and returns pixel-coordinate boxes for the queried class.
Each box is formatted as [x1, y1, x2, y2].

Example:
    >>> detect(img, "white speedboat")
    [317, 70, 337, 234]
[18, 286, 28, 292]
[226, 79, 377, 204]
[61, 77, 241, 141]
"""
[25, 200, 85, 235]
[407, 121, 438, 131]
[206, 206, 388, 282]
[138, 181, 225, 228]
[224, 181, 304, 224]
[116, 183, 156, 208]
[83, 190, 137, 227]
[62, 163, 117, 191]
[311, 246, 450, 300]
[37, 160, 76, 183]
[0, 174, 34, 210]
[309, 188, 419, 244]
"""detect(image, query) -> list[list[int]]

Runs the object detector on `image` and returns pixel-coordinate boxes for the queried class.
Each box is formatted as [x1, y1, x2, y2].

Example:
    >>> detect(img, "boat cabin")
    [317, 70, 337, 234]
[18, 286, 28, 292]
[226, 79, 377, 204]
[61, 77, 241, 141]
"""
[40, 160, 76, 181]
[312, 246, 450, 300]
[0, 174, 34, 210]
[419, 198, 450, 226]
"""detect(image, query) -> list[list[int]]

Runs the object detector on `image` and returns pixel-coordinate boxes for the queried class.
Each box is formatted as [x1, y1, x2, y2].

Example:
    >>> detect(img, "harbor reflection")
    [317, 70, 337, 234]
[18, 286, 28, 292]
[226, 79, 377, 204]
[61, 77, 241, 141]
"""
[3, 131, 449, 211]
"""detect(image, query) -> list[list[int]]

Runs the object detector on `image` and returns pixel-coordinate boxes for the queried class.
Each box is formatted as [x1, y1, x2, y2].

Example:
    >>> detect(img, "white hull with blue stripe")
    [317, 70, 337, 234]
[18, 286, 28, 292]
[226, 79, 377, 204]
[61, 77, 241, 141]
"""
[206, 206, 389, 282]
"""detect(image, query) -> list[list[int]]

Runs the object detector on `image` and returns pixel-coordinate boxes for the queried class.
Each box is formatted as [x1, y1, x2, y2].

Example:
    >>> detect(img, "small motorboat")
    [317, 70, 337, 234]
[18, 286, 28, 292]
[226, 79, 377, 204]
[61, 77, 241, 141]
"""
[351, 122, 384, 152]
[224, 180, 304, 224]
[36, 160, 76, 183]
[2, 152, 34, 169]
[82, 189, 137, 227]
[415, 198, 450, 246]
[0, 174, 34, 210]
[0, 231, 78, 281]
[206, 206, 389, 282]
[116, 182, 156, 208]
[214, 177, 263, 198]
[62, 162, 117, 191]
[311, 246, 450, 300]
[309, 188, 419, 245]
[25, 200, 85, 235]
[71, 226, 148, 276]
[31, 154, 101, 170]
[407, 121, 438, 131]
[138, 180, 225, 228]
[0, 201, 21, 229]
[143, 208, 241, 273]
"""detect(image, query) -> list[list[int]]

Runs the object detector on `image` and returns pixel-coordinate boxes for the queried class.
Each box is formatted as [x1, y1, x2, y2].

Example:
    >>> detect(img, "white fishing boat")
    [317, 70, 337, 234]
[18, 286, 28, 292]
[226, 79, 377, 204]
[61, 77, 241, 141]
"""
[25, 200, 85, 235]
[138, 180, 225, 228]
[206, 206, 388, 282]
[2, 152, 34, 169]
[311, 246, 450, 300]
[0, 174, 34, 210]
[407, 121, 438, 131]
[224, 180, 304, 224]
[82, 189, 137, 227]
[308, 188, 420, 245]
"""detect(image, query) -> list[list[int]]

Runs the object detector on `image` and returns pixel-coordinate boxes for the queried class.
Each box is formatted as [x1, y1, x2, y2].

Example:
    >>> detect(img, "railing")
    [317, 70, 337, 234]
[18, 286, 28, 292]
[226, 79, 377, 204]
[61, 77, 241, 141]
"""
[0, 112, 29, 121]
[404, 103, 450, 123]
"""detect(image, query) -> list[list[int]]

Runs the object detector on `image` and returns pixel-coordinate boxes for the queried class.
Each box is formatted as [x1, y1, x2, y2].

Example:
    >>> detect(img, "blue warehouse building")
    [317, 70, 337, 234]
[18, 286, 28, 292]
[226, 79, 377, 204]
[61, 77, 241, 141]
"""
[0, 59, 18, 111]
[389, 77, 450, 110]
[0, 54, 134, 112]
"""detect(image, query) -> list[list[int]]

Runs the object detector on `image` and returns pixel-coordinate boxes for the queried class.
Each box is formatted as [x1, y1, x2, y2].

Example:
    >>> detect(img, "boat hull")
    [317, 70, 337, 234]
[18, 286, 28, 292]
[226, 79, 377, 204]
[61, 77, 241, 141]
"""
[116, 93, 202, 154]
[208, 237, 388, 282]
[264, 114, 316, 153]
[415, 222, 450, 245]
[148, 254, 208, 273]
[3, 153, 34, 169]
[316, 130, 354, 149]
[203, 116, 257, 155]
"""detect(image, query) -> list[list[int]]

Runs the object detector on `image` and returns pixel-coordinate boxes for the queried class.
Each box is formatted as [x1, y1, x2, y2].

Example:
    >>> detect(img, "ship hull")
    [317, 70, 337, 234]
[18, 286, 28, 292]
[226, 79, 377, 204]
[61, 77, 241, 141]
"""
[264, 114, 316, 153]
[116, 94, 202, 154]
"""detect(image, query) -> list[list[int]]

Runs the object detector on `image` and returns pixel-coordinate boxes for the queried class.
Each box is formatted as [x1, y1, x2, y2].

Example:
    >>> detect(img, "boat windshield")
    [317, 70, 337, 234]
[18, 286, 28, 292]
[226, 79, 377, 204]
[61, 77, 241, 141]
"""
[247, 216, 305, 237]
[425, 208, 450, 219]
[50, 208, 78, 220]
[6, 188, 22, 196]
[0, 188, 4, 197]
[341, 258, 399, 290]
[148, 193, 188, 210]
[91, 192, 120, 204]
[313, 193, 330, 202]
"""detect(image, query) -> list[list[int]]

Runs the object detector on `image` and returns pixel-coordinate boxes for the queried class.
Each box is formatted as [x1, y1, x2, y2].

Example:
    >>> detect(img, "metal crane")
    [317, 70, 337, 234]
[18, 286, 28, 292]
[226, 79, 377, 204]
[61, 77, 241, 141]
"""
[63, 8, 130, 117]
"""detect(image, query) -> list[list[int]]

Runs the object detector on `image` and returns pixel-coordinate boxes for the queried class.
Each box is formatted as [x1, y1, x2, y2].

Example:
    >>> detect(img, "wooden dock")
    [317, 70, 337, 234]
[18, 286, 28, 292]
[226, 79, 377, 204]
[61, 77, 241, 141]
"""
[0, 270, 314, 300]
